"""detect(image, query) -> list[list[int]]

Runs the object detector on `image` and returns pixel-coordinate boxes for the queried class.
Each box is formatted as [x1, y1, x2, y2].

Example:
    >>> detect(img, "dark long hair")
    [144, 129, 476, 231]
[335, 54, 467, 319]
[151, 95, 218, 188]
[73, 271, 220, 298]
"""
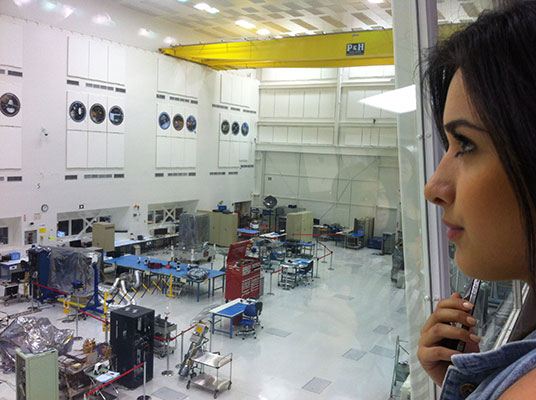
[423, 1, 536, 289]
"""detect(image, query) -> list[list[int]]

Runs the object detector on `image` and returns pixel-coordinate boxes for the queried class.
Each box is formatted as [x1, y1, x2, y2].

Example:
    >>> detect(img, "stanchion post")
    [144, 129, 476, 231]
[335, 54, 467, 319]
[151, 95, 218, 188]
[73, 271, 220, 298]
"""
[176, 330, 184, 369]
[162, 313, 174, 376]
[267, 269, 274, 295]
[74, 292, 82, 341]
[328, 250, 334, 271]
[136, 362, 151, 400]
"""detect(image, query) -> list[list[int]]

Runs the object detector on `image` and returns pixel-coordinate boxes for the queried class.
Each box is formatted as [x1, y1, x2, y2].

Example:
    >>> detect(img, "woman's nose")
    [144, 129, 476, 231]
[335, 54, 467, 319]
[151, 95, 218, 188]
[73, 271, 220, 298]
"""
[424, 159, 455, 207]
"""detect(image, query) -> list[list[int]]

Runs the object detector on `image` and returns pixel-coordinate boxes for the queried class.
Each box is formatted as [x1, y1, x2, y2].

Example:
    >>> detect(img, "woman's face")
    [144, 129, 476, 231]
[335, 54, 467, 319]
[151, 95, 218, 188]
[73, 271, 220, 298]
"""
[424, 70, 529, 283]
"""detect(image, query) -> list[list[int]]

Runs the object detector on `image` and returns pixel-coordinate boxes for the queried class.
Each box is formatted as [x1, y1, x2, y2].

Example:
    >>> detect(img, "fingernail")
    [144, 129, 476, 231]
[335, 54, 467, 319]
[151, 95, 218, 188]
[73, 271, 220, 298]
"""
[463, 301, 474, 310]
[467, 316, 477, 326]
[470, 334, 481, 343]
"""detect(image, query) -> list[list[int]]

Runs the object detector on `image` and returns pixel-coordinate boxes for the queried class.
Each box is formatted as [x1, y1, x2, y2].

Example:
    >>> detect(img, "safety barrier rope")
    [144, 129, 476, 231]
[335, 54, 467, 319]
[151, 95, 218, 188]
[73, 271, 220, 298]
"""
[86, 362, 144, 396]
[77, 308, 107, 324]
[155, 324, 196, 342]
[33, 282, 68, 295]
[272, 268, 283, 274]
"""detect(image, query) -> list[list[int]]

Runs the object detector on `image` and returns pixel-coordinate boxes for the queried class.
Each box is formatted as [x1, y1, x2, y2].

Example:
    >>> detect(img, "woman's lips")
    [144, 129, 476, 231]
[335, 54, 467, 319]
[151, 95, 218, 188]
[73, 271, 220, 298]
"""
[443, 219, 464, 241]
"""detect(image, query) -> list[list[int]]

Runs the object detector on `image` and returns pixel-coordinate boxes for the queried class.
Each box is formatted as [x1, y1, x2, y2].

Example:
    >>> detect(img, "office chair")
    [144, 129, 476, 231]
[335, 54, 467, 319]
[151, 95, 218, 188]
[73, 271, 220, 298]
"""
[254, 301, 263, 329]
[236, 304, 257, 339]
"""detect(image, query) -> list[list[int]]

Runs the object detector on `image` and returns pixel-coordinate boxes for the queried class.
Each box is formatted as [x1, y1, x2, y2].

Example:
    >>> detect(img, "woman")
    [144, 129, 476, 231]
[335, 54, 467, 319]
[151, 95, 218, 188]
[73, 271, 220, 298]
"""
[418, 1, 536, 399]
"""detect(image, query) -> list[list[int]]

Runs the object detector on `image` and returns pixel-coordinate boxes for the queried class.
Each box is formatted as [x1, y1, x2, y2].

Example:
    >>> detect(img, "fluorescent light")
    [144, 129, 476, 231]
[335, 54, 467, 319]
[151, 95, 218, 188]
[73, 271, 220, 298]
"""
[368, 0, 384, 3]
[13, 0, 33, 6]
[92, 13, 115, 26]
[164, 36, 177, 45]
[61, 5, 75, 18]
[359, 84, 416, 114]
[138, 28, 156, 38]
[177, 0, 188, 2]
[235, 19, 256, 29]
[207, 6, 219, 14]
[194, 3, 210, 11]
[257, 28, 269, 36]
[41, 0, 57, 10]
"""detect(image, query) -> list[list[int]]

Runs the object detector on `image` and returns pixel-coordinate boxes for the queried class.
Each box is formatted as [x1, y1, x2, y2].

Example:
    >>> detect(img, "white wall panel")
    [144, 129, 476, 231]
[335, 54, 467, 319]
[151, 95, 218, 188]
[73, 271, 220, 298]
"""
[377, 167, 400, 208]
[0, 127, 22, 169]
[106, 133, 124, 168]
[185, 138, 197, 167]
[302, 127, 317, 144]
[258, 126, 273, 143]
[339, 156, 379, 181]
[350, 180, 378, 206]
[89, 41, 108, 82]
[220, 74, 232, 104]
[273, 91, 290, 118]
[239, 142, 249, 162]
[264, 175, 299, 198]
[108, 45, 126, 85]
[369, 127, 380, 146]
[318, 127, 334, 144]
[185, 62, 202, 98]
[272, 126, 288, 143]
[319, 90, 336, 119]
[348, 65, 387, 78]
[0, 82, 22, 127]
[379, 127, 397, 147]
[259, 91, 275, 118]
[287, 126, 302, 144]
[289, 91, 304, 118]
[341, 127, 363, 146]
[88, 94, 107, 132]
[156, 136, 171, 168]
[363, 90, 382, 118]
[107, 97, 125, 134]
[303, 91, 320, 118]
[218, 140, 230, 168]
[0, 21, 23, 68]
[241, 78, 250, 107]
[346, 90, 365, 119]
[374, 207, 398, 236]
[231, 76, 243, 106]
[300, 154, 338, 178]
[67, 36, 89, 78]
[66, 130, 88, 168]
[171, 137, 183, 168]
[229, 142, 240, 167]
[299, 177, 337, 202]
[265, 153, 299, 174]
[87, 132, 107, 168]
[67, 92, 88, 131]
[321, 68, 337, 79]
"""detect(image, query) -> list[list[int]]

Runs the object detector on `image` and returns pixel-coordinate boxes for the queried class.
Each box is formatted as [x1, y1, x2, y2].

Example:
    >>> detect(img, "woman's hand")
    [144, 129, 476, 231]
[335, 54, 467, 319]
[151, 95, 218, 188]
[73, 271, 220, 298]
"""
[417, 292, 481, 386]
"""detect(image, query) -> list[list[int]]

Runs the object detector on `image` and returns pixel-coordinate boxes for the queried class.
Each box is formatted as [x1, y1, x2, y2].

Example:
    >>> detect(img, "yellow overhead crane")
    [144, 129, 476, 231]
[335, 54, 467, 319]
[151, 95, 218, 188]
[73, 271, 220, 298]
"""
[159, 25, 462, 70]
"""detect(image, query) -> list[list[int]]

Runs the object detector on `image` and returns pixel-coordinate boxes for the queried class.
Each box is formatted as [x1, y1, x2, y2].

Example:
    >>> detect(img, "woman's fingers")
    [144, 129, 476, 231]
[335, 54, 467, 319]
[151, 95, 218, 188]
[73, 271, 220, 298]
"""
[418, 344, 461, 364]
[420, 321, 479, 347]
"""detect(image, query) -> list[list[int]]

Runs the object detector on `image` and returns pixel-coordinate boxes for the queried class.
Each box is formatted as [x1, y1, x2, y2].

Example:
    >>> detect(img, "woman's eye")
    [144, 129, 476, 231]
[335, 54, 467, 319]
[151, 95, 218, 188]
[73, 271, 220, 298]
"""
[454, 138, 475, 157]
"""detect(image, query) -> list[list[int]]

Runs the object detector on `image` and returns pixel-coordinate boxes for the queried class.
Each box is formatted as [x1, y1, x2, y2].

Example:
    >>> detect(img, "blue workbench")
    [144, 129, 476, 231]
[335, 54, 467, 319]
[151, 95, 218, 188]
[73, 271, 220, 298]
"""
[209, 298, 253, 338]
[105, 255, 225, 301]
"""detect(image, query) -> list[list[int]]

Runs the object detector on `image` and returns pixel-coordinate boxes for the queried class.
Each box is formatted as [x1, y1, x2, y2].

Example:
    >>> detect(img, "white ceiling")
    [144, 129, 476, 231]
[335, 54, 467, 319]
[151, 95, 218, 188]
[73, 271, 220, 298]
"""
[1, 0, 493, 49]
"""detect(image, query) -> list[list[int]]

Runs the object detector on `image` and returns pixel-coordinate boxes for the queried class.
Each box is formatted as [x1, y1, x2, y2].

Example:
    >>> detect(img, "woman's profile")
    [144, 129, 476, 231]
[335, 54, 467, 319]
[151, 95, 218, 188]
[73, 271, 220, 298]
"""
[418, 1, 536, 399]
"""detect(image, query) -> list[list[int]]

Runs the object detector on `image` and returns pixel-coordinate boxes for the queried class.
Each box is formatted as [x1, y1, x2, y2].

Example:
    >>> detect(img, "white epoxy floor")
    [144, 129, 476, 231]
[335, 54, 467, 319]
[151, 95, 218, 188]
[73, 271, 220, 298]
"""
[0, 243, 408, 400]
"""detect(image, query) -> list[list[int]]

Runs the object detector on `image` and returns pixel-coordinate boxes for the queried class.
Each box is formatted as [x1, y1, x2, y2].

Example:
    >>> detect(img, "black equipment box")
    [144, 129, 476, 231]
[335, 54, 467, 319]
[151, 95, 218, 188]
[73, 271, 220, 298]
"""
[111, 305, 155, 389]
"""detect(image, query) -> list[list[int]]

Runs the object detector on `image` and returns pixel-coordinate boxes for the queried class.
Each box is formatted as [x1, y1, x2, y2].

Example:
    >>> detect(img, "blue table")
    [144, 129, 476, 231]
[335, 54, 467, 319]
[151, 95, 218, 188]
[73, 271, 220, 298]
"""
[210, 299, 251, 338]
[105, 255, 225, 302]
[237, 228, 260, 238]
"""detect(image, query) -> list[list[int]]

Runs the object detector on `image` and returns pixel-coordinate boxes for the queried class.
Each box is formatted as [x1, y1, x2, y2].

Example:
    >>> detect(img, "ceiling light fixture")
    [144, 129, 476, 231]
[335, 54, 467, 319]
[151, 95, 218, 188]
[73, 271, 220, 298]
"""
[360, 84, 416, 114]
[206, 7, 219, 14]
[368, 0, 384, 3]
[13, 0, 33, 7]
[138, 28, 156, 38]
[61, 5, 75, 18]
[164, 36, 177, 45]
[194, 3, 219, 14]
[92, 13, 115, 26]
[257, 28, 269, 36]
[235, 19, 256, 29]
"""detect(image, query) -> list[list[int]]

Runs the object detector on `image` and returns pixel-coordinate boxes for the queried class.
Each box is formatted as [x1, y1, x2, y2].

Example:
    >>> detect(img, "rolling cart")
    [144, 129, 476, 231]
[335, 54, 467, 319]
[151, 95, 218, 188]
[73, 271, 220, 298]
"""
[186, 351, 233, 399]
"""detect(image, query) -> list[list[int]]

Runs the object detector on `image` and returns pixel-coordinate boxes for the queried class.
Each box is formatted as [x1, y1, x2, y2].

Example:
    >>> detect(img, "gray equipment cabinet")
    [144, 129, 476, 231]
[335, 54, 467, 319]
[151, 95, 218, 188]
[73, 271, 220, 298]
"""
[16, 348, 59, 400]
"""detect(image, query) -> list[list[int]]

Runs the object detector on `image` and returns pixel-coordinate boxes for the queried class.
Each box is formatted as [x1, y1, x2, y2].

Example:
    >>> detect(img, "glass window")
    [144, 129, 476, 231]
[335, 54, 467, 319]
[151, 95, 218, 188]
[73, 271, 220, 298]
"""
[0, 227, 8, 245]
[147, 210, 154, 224]
[57, 220, 70, 236]
[71, 219, 84, 235]
[155, 210, 164, 224]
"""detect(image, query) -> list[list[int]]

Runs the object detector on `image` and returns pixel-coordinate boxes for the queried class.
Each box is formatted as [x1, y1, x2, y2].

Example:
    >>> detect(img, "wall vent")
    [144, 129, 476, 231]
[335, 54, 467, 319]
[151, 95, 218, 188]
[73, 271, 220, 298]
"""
[243, 109, 257, 114]
[230, 107, 241, 111]
[190, 100, 198, 105]
[107, 86, 114, 91]
[156, 94, 166, 100]
[115, 88, 126, 93]
[86, 83, 93, 88]
[168, 172, 188, 177]
[212, 104, 229, 110]
[228, 171, 238, 175]
[8, 70, 23, 77]
[0, 177, 4, 181]
[240, 164, 255, 168]
[84, 174, 113, 179]
[67, 79, 80, 86]
[7, 176, 22, 182]
[155, 173, 164, 177]
[209, 172, 226, 176]
[0, 69, 5, 74]
[188, 172, 196, 176]
[65, 175, 78, 180]
[114, 174, 125, 179]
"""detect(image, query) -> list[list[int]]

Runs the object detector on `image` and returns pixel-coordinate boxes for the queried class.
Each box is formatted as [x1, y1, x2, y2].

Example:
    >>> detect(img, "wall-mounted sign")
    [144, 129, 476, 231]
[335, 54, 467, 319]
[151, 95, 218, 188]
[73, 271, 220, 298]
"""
[241, 122, 249, 136]
[346, 42, 365, 56]
[158, 112, 171, 130]
[221, 120, 230, 135]
[186, 115, 197, 132]
[109, 105, 124, 126]
[231, 121, 239, 135]
[69, 101, 86, 122]
[90, 103, 105, 124]
[0, 93, 21, 117]
[173, 114, 184, 131]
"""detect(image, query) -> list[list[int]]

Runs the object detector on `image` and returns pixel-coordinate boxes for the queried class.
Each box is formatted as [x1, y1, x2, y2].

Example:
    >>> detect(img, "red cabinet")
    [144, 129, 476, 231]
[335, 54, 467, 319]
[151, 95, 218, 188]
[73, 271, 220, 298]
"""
[225, 240, 261, 300]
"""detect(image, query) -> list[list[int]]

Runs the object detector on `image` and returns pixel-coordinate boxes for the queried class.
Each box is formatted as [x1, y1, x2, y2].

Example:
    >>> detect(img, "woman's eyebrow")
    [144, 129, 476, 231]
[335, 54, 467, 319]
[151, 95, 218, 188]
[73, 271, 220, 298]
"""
[444, 119, 486, 134]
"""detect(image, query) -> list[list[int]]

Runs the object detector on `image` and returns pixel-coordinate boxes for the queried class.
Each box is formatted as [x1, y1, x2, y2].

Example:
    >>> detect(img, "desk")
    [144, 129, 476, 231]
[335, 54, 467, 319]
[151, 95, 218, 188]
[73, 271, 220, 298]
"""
[346, 232, 364, 249]
[280, 258, 314, 289]
[210, 298, 252, 338]
[0, 257, 27, 281]
[105, 255, 225, 302]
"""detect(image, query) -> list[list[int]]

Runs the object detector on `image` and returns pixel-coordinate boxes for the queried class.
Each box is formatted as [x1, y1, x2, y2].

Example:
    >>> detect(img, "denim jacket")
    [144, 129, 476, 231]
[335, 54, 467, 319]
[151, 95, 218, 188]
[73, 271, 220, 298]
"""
[440, 330, 536, 399]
